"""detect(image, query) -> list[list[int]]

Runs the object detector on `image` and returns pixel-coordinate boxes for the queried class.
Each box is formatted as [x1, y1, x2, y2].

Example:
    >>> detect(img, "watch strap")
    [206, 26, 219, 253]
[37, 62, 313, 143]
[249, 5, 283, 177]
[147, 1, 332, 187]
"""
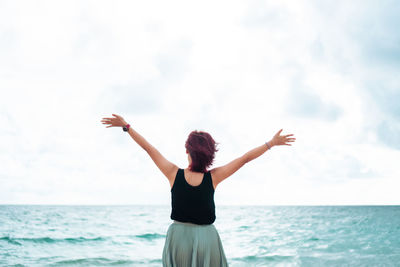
[123, 124, 130, 132]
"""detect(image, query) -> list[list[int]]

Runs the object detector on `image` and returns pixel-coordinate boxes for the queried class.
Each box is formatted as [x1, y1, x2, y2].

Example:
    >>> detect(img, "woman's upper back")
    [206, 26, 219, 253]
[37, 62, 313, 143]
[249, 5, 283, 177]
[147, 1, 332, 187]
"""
[169, 168, 219, 190]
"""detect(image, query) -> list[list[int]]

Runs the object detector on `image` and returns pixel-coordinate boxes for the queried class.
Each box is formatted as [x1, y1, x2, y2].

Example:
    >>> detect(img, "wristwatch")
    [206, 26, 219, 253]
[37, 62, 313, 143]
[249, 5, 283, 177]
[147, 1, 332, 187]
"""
[122, 124, 130, 132]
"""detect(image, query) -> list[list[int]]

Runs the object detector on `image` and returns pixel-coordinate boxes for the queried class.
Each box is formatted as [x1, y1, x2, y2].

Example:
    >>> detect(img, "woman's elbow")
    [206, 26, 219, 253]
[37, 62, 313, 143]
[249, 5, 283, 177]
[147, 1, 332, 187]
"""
[142, 143, 153, 153]
[242, 154, 251, 164]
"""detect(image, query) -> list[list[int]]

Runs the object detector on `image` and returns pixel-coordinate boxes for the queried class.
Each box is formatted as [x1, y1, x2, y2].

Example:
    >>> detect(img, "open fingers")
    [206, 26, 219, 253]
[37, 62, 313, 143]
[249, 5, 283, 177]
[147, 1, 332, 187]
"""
[101, 115, 122, 128]
[101, 118, 117, 123]
[101, 119, 114, 127]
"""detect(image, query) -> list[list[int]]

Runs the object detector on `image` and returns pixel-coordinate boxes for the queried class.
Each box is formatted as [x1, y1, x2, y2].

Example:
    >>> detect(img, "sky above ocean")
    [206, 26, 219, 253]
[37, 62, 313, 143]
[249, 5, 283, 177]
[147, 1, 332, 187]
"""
[1, 0, 399, 205]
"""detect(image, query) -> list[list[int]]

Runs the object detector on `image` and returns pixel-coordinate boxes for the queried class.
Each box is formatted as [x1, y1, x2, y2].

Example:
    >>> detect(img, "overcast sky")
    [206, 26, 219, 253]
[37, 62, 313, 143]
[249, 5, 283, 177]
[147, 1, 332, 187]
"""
[1, 0, 399, 205]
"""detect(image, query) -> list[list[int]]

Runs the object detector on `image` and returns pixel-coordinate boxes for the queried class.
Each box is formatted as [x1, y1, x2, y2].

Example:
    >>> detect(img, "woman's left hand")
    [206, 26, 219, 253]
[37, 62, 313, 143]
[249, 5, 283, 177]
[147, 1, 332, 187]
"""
[101, 114, 128, 128]
[270, 129, 295, 146]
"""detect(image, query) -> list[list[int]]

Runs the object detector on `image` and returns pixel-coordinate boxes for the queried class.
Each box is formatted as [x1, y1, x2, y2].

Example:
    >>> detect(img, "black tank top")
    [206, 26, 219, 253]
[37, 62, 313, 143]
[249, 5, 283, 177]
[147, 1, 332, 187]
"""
[170, 168, 216, 225]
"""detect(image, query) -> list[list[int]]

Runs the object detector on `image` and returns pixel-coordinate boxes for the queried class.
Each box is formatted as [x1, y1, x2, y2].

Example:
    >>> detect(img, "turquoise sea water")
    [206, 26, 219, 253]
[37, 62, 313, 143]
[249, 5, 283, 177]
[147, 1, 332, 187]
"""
[1, 205, 400, 266]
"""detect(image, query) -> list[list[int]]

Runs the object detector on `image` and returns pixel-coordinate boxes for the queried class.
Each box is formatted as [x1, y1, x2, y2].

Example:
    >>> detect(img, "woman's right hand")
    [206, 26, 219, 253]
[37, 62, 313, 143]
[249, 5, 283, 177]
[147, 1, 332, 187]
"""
[101, 114, 128, 128]
[270, 129, 295, 147]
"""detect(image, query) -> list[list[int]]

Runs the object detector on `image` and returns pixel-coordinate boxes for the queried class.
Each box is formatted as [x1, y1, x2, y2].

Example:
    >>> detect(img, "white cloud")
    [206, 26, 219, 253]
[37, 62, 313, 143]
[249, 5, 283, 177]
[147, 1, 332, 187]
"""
[1, 0, 399, 205]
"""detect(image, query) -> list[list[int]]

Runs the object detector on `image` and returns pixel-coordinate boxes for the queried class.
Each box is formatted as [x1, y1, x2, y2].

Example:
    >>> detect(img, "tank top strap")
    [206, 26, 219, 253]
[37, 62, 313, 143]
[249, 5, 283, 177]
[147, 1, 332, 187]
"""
[171, 168, 183, 191]
[177, 168, 185, 183]
[204, 171, 214, 190]
[177, 168, 183, 178]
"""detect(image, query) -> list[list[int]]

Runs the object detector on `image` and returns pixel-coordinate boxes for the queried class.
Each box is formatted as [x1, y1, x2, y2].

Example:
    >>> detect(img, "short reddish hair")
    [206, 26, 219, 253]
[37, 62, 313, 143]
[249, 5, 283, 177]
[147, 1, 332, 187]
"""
[185, 130, 218, 173]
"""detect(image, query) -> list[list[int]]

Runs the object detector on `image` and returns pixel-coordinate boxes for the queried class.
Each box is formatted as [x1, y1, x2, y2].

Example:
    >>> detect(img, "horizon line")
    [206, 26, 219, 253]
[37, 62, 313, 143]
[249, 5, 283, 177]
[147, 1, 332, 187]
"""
[1, 203, 399, 206]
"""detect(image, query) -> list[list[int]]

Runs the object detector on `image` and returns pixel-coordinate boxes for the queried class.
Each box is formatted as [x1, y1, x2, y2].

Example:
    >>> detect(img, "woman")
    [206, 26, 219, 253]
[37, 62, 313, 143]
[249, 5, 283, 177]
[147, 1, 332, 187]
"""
[101, 114, 295, 266]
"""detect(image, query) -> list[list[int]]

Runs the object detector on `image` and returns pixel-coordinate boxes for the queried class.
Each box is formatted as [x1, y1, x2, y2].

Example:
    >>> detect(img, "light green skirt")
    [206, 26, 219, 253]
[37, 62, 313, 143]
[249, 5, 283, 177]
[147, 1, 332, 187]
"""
[162, 221, 228, 267]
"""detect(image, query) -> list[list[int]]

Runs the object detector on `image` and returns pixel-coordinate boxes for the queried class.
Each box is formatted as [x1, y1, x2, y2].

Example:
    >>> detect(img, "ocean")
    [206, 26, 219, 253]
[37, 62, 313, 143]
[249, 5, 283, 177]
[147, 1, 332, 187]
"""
[1, 205, 399, 266]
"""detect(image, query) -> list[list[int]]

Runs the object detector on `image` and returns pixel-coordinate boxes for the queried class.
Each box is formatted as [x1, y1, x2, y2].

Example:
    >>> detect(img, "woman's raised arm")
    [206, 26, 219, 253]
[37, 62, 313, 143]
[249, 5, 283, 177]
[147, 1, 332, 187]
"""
[210, 129, 295, 188]
[101, 114, 178, 182]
